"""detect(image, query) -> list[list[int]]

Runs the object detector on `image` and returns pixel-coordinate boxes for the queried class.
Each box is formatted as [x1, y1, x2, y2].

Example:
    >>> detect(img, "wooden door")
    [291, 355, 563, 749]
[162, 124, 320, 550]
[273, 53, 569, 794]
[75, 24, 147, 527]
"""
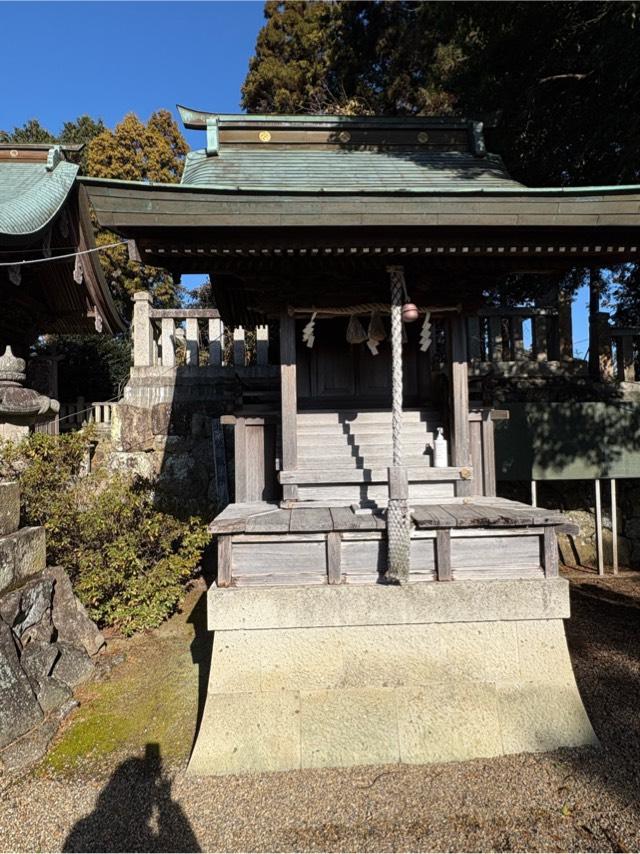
[297, 318, 432, 408]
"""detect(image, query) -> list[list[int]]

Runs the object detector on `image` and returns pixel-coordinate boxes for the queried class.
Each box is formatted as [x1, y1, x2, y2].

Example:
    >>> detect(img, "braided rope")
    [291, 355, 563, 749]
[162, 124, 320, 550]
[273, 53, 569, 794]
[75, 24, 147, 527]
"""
[288, 302, 460, 317]
[386, 266, 411, 583]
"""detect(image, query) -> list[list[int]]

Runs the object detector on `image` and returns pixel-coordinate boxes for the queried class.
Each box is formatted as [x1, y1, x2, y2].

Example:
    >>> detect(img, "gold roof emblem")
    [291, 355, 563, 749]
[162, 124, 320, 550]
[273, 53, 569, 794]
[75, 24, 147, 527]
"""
[259, 130, 272, 143]
[418, 131, 430, 143]
[338, 131, 351, 143]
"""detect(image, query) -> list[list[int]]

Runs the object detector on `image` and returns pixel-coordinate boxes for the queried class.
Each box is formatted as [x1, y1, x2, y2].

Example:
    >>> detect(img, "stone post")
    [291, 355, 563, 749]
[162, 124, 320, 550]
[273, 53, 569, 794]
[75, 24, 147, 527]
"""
[133, 291, 153, 367]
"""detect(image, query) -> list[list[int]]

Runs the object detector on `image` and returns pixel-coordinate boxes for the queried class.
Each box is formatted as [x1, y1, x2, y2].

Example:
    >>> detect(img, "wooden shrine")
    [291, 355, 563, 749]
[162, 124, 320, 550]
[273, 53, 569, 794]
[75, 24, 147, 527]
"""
[78, 109, 640, 773]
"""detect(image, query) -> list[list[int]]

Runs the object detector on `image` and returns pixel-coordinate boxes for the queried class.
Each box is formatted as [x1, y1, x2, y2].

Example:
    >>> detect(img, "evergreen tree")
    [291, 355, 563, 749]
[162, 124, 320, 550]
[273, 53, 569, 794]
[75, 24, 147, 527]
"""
[85, 111, 189, 316]
[243, 1, 640, 316]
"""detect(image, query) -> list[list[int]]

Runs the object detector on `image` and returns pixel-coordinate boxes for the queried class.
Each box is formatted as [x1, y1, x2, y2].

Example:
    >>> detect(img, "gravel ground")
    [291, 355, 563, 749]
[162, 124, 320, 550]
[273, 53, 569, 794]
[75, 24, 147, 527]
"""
[1, 578, 640, 852]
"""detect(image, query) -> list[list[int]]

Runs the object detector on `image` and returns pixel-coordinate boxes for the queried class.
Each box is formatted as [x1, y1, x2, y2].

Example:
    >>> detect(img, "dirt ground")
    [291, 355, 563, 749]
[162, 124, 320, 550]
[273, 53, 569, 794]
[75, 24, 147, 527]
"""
[1, 571, 640, 853]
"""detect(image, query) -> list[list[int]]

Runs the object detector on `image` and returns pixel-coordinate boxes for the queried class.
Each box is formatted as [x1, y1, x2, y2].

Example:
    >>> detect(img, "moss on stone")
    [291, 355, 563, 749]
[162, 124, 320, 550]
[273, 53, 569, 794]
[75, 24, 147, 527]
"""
[42, 585, 210, 775]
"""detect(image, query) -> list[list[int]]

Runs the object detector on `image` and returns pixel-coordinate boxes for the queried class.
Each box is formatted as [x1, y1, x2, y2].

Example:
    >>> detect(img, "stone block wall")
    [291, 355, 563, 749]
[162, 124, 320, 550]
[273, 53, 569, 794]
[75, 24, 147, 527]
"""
[108, 401, 235, 519]
[0, 482, 105, 774]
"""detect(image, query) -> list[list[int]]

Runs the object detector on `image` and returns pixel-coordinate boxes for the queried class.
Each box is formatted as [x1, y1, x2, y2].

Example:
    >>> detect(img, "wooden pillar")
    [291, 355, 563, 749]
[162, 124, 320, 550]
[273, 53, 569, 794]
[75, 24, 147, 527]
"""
[481, 410, 497, 497]
[133, 291, 153, 367]
[280, 312, 298, 500]
[217, 535, 232, 587]
[451, 314, 472, 496]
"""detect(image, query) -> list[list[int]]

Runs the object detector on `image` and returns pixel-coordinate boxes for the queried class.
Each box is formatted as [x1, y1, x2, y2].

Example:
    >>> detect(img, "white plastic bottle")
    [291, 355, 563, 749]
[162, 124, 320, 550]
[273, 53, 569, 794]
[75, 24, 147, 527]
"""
[434, 427, 448, 467]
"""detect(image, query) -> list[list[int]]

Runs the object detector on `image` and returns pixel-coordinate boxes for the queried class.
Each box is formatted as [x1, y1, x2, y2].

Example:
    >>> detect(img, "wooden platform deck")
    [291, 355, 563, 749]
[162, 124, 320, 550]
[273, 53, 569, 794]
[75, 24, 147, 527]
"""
[210, 498, 573, 589]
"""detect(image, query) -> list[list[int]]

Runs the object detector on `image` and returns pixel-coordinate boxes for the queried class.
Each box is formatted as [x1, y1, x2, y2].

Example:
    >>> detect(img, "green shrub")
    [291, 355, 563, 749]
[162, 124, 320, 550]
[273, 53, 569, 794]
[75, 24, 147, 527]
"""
[0, 432, 210, 636]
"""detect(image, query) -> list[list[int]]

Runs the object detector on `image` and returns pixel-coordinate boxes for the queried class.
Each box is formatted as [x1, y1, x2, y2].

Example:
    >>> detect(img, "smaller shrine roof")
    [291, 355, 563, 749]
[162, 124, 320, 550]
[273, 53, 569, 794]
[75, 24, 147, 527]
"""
[177, 107, 522, 193]
[0, 145, 80, 239]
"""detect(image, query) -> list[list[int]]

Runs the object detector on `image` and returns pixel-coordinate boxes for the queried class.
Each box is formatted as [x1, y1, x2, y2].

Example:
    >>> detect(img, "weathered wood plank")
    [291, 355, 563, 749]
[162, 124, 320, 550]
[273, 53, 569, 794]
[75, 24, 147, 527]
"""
[245, 509, 292, 532]
[411, 504, 458, 527]
[543, 526, 559, 577]
[481, 411, 497, 497]
[234, 418, 248, 502]
[280, 466, 471, 484]
[209, 502, 277, 533]
[289, 507, 334, 532]
[280, 312, 298, 501]
[327, 531, 342, 584]
[217, 535, 232, 587]
[330, 506, 386, 530]
[450, 314, 472, 497]
[436, 529, 452, 581]
[211, 417, 229, 509]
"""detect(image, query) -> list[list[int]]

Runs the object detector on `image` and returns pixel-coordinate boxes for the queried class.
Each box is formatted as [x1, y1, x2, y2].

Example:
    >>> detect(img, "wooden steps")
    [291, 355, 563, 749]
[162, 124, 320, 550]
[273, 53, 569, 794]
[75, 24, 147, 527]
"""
[292, 407, 446, 500]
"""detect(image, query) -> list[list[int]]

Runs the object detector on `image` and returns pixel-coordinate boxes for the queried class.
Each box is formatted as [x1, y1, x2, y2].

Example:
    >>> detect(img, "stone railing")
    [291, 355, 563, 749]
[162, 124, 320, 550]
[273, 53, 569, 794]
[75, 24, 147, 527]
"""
[132, 291, 270, 370]
[608, 327, 640, 383]
[466, 307, 580, 377]
[35, 399, 114, 435]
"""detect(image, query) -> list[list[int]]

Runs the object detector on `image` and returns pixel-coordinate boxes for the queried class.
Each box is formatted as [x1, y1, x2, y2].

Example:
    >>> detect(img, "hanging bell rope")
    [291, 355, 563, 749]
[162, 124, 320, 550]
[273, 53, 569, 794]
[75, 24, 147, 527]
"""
[386, 265, 411, 584]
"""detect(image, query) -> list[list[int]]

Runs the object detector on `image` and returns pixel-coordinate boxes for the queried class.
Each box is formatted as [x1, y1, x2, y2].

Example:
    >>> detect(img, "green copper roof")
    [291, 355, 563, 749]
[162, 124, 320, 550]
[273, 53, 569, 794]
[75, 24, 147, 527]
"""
[181, 148, 522, 193]
[176, 106, 522, 193]
[0, 151, 79, 238]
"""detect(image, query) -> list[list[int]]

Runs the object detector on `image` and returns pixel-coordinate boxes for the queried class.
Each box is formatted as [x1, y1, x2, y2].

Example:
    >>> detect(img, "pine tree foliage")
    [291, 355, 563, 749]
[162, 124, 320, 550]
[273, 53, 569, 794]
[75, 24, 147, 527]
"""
[85, 111, 189, 316]
[243, 1, 640, 315]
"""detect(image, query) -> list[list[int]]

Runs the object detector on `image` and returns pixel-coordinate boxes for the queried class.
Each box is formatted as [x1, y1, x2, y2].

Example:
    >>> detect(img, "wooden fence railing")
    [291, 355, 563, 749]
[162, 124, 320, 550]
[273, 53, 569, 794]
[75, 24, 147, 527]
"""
[132, 292, 270, 369]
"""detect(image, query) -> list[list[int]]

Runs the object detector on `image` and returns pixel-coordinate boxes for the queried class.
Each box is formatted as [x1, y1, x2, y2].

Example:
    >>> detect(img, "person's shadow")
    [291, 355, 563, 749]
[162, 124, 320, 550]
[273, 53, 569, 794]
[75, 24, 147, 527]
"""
[63, 743, 200, 853]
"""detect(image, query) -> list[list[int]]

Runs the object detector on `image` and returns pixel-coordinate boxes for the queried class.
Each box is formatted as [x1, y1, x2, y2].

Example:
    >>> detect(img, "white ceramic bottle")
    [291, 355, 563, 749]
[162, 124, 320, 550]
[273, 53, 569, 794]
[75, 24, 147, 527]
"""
[434, 427, 448, 467]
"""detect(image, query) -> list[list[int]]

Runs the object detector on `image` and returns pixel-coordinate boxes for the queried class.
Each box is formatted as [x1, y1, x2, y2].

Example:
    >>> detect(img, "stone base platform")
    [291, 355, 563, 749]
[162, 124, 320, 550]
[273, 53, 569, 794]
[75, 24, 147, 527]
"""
[187, 579, 597, 776]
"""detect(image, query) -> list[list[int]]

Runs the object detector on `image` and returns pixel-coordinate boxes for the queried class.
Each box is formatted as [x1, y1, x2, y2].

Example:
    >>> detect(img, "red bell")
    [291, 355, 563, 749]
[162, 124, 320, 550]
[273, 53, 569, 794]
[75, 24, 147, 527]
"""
[402, 302, 419, 323]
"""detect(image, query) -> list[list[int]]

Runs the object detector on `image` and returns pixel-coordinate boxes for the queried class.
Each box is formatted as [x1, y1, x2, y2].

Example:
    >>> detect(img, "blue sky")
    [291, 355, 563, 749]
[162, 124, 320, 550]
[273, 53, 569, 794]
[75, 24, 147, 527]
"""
[2, 0, 590, 353]
[1, 1, 265, 147]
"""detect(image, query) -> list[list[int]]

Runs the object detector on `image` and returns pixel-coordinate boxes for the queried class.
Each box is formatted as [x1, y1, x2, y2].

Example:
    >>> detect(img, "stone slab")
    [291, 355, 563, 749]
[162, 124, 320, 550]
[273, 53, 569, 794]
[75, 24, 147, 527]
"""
[187, 690, 301, 776]
[397, 682, 503, 764]
[300, 688, 399, 769]
[208, 578, 570, 632]
[189, 610, 597, 776]
[0, 526, 48, 595]
[14, 526, 46, 582]
[0, 482, 20, 537]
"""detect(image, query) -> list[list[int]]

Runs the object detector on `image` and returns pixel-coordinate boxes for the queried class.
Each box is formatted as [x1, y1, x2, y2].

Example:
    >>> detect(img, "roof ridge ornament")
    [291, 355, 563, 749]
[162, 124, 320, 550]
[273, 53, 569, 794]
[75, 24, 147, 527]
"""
[46, 144, 63, 171]
[206, 117, 219, 157]
[471, 122, 486, 158]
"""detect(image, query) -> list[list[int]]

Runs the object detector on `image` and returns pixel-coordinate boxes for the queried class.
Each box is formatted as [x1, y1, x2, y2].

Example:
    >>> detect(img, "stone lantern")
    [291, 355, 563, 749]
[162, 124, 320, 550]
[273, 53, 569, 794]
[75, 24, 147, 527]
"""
[0, 346, 59, 440]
